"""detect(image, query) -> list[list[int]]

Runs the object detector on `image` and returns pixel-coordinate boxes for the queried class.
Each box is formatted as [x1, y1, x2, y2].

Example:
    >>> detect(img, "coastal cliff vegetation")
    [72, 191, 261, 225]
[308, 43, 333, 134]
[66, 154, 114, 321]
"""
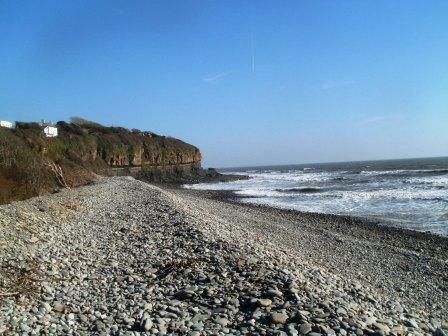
[0, 118, 202, 204]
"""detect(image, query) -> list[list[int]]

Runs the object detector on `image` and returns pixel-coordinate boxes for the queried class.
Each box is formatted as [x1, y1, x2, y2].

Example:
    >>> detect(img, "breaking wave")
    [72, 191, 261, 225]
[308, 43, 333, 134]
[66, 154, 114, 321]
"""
[186, 158, 448, 235]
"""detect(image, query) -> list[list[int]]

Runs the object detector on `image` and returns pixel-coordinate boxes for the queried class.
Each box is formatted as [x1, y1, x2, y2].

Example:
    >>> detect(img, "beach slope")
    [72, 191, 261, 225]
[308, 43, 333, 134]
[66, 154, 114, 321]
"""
[0, 177, 446, 334]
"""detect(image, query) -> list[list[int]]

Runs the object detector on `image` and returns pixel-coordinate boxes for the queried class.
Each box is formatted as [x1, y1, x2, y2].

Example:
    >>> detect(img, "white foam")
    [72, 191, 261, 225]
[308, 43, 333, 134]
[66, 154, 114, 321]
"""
[340, 188, 448, 202]
[359, 168, 448, 176]
[406, 175, 448, 186]
[183, 167, 448, 235]
[235, 189, 284, 197]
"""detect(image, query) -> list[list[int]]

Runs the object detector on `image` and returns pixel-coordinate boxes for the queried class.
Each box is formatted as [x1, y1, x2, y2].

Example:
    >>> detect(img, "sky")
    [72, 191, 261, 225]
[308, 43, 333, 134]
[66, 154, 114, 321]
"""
[1, 0, 447, 168]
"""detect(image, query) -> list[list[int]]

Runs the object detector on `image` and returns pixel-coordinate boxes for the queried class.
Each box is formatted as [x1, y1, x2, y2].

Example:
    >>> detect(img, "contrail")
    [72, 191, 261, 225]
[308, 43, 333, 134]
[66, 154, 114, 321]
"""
[203, 71, 233, 83]
[251, 30, 255, 73]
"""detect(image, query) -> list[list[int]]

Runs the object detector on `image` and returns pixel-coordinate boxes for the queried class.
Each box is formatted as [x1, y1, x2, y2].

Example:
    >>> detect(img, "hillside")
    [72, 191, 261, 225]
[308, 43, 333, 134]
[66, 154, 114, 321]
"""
[0, 119, 202, 204]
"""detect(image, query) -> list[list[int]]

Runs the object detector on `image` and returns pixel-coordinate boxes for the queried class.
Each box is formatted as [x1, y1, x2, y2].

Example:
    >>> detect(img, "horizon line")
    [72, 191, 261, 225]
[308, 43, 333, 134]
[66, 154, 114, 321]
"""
[215, 155, 448, 170]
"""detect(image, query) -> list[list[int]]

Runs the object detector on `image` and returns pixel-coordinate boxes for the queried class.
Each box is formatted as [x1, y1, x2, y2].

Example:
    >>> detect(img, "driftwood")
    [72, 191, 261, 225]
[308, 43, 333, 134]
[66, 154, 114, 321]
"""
[46, 160, 70, 189]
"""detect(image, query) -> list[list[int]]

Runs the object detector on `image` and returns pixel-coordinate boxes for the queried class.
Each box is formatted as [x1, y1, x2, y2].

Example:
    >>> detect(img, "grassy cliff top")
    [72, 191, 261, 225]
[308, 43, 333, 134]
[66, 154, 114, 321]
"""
[0, 118, 201, 203]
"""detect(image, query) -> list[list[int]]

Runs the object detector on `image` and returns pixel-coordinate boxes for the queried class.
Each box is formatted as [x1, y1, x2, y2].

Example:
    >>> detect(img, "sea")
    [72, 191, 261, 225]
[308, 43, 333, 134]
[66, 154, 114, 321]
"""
[186, 157, 448, 236]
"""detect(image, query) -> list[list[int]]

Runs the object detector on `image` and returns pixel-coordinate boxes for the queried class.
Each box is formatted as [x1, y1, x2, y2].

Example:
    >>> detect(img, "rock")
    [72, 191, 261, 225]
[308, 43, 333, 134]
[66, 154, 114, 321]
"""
[258, 299, 273, 307]
[267, 289, 283, 298]
[53, 302, 65, 313]
[390, 325, 408, 336]
[407, 319, 419, 329]
[20, 323, 31, 333]
[288, 324, 299, 336]
[41, 302, 52, 312]
[336, 307, 347, 316]
[321, 326, 336, 336]
[215, 317, 230, 327]
[271, 312, 289, 324]
[143, 318, 154, 331]
[29, 236, 39, 243]
[299, 323, 313, 335]
[370, 332, 383, 336]
[373, 322, 390, 334]
[363, 316, 375, 326]
[252, 309, 263, 320]
[435, 328, 446, 336]
[175, 289, 195, 300]
[94, 320, 106, 331]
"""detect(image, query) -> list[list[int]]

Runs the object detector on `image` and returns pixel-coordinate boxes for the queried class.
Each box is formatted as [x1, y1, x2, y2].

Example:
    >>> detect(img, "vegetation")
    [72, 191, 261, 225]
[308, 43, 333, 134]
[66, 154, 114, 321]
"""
[0, 119, 201, 204]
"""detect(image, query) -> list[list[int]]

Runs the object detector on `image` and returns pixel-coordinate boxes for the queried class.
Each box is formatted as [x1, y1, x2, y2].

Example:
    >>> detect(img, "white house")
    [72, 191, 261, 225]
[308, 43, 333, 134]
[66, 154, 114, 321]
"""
[0, 120, 13, 128]
[44, 126, 58, 137]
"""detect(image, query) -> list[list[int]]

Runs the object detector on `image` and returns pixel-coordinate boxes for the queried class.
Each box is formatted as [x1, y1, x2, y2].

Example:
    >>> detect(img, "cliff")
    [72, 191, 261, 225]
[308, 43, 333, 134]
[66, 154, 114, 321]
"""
[0, 120, 202, 204]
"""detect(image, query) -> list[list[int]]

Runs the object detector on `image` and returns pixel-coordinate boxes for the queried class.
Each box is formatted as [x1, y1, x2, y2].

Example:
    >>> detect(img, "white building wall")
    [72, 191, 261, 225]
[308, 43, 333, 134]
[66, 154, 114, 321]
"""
[44, 126, 58, 137]
[0, 120, 13, 128]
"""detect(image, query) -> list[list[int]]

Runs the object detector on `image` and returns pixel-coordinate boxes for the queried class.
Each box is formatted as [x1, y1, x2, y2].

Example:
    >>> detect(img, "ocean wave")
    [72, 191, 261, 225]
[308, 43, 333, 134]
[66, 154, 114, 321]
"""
[417, 197, 448, 203]
[248, 171, 334, 183]
[235, 189, 283, 197]
[275, 187, 323, 193]
[358, 168, 448, 178]
[183, 160, 448, 236]
[404, 175, 448, 187]
[341, 188, 448, 202]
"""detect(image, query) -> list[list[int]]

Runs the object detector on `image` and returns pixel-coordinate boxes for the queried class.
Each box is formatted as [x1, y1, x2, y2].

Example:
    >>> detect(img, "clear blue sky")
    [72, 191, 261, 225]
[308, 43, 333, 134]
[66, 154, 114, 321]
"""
[1, 1, 447, 167]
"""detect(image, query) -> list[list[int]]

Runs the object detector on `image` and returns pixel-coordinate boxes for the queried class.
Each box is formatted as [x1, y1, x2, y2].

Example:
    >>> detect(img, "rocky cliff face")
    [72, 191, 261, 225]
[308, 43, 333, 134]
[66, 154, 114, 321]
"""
[0, 120, 202, 203]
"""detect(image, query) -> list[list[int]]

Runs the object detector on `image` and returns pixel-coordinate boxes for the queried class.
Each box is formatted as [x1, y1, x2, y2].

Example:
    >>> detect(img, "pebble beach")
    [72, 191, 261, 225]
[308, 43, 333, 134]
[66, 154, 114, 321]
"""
[0, 176, 446, 335]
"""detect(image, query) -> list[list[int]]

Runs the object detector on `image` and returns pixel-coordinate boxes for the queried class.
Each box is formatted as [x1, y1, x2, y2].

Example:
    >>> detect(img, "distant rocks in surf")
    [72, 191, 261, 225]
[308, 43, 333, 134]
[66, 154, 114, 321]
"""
[275, 187, 323, 194]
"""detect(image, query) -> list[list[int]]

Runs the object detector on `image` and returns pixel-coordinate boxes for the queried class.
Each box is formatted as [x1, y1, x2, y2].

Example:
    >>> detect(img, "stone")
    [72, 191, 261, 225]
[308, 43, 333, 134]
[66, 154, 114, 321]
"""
[391, 325, 408, 336]
[41, 302, 52, 312]
[271, 312, 289, 324]
[20, 323, 31, 333]
[370, 332, 383, 336]
[258, 299, 273, 307]
[407, 319, 419, 329]
[299, 323, 313, 335]
[336, 308, 347, 316]
[373, 322, 390, 334]
[215, 317, 230, 327]
[53, 302, 65, 313]
[288, 324, 299, 336]
[363, 316, 375, 326]
[29, 236, 39, 243]
[267, 289, 283, 298]
[142, 318, 153, 331]
[175, 289, 195, 300]
[435, 328, 446, 336]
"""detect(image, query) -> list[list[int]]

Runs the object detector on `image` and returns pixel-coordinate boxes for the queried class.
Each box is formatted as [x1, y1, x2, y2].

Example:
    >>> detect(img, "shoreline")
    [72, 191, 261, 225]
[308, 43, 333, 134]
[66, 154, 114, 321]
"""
[169, 185, 448, 315]
[0, 176, 446, 334]
[182, 187, 448, 242]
